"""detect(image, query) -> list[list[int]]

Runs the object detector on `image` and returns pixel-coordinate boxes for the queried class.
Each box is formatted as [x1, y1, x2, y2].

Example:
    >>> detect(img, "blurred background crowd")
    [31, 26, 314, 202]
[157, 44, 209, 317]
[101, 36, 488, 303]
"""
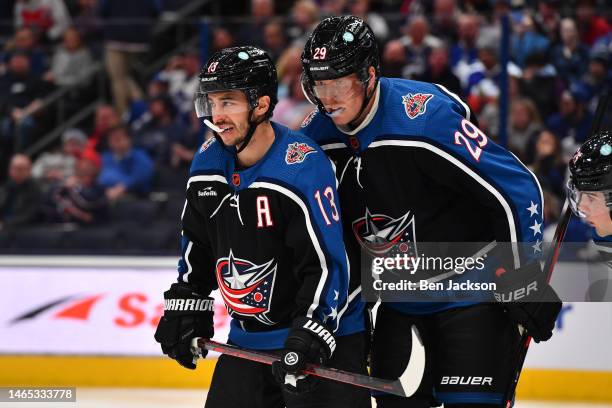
[0, 0, 609, 254]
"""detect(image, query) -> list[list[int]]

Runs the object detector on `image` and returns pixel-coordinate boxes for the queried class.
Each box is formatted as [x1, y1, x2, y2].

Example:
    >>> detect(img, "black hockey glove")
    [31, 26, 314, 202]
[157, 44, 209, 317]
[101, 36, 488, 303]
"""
[272, 317, 336, 394]
[493, 262, 562, 343]
[154, 283, 214, 369]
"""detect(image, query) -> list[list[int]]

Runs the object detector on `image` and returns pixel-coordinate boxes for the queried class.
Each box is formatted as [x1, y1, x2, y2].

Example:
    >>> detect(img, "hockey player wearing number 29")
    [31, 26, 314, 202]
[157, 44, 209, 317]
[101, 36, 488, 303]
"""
[153, 46, 371, 408]
[300, 16, 562, 408]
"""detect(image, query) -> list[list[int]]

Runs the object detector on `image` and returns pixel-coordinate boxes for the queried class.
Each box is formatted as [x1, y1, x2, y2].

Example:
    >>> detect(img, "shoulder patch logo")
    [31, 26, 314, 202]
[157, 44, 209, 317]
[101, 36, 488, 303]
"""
[199, 137, 216, 153]
[402, 93, 433, 119]
[285, 142, 316, 165]
[301, 109, 318, 128]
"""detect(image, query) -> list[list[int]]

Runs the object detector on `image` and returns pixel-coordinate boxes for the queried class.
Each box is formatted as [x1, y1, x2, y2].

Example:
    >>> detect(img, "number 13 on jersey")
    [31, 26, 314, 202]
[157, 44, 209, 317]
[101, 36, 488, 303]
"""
[315, 186, 340, 225]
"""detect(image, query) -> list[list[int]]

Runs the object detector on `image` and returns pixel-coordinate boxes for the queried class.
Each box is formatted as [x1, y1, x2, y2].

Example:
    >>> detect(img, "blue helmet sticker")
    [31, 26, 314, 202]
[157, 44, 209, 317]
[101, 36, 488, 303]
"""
[343, 32, 354, 42]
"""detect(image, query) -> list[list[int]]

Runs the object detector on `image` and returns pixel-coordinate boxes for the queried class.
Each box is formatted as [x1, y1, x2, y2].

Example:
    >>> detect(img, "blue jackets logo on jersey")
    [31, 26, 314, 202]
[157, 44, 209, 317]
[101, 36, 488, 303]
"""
[352, 208, 417, 255]
[285, 142, 316, 164]
[402, 93, 433, 119]
[215, 250, 277, 325]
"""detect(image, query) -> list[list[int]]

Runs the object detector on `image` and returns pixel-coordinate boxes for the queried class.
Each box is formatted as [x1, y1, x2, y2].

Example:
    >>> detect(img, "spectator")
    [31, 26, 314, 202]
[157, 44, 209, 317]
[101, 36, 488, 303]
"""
[0, 153, 41, 229]
[238, 0, 275, 48]
[2, 26, 47, 75]
[45, 27, 94, 86]
[551, 18, 590, 85]
[519, 52, 561, 119]
[575, 0, 610, 46]
[43, 156, 107, 224]
[170, 110, 202, 171]
[580, 52, 611, 112]
[132, 95, 188, 165]
[72, 0, 104, 51]
[530, 129, 566, 198]
[210, 27, 235, 53]
[535, 0, 561, 45]
[262, 19, 286, 62]
[0, 51, 48, 152]
[511, 12, 550, 68]
[287, 0, 319, 43]
[98, 125, 154, 201]
[415, 44, 462, 96]
[84, 104, 121, 156]
[14, 0, 71, 42]
[168, 51, 200, 116]
[272, 48, 312, 129]
[466, 43, 501, 105]
[546, 88, 594, 158]
[450, 14, 480, 86]
[347, 0, 389, 42]
[394, 15, 442, 79]
[430, 0, 459, 42]
[507, 98, 542, 161]
[32, 127, 88, 188]
[381, 39, 407, 78]
[101, 0, 160, 116]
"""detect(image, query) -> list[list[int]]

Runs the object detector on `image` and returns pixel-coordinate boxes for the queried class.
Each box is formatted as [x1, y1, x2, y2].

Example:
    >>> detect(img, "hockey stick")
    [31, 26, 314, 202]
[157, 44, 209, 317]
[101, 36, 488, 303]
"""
[503, 87, 611, 408]
[191, 324, 425, 398]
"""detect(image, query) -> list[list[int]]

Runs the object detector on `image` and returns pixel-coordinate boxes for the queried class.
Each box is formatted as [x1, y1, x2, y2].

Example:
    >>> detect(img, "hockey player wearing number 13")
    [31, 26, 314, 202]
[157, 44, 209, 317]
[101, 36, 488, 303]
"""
[300, 16, 562, 408]
[153, 46, 371, 408]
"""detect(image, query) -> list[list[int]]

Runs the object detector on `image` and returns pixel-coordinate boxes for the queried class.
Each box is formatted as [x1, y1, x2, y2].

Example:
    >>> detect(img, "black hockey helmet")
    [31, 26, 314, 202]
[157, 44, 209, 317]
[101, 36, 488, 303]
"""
[567, 129, 612, 217]
[196, 46, 278, 152]
[301, 15, 380, 115]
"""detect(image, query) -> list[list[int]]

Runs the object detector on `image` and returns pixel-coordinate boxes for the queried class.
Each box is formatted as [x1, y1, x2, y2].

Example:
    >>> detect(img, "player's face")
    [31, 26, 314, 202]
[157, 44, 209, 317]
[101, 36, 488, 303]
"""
[313, 73, 367, 125]
[576, 191, 612, 234]
[207, 91, 251, 147]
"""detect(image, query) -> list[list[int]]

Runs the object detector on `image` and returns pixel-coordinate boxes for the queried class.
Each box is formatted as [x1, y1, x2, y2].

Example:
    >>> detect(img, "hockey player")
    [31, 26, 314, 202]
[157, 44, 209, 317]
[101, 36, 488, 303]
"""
[568, 129, 612, 239]
[568, 129, 612, 301]
[299, 16, 561, 408]
[153, 46, 370, 408]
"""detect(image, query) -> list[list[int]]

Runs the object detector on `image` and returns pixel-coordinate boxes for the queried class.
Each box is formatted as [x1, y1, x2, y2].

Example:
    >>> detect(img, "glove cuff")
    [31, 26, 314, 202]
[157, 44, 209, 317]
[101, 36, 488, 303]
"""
[163, 283, 215, 317]
[493, 262, 550, 303]
[291, 317, 336, 359]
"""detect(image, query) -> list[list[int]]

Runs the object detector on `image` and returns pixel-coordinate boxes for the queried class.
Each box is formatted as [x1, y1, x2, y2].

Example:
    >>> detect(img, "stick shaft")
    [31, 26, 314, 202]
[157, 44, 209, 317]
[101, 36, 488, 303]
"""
[197, 339, 408, 397]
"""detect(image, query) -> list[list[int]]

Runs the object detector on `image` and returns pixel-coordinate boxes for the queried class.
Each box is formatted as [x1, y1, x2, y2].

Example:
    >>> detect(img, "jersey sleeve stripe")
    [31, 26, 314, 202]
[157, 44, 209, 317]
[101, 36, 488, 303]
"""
[249, 181, 332, 320]
[180, 240, 194, 283]
[370, 139, 521, 268]
[434, 83, 472, 121]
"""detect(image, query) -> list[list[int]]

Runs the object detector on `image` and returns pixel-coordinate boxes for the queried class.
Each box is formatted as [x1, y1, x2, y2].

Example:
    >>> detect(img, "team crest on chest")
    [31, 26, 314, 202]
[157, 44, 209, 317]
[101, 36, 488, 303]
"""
[285, 142, 316, 164]
[301, 109, 318, 128]
[402, 93, 433, 119]
[352, 208, 417, 256]
[215, 250, 277, 325]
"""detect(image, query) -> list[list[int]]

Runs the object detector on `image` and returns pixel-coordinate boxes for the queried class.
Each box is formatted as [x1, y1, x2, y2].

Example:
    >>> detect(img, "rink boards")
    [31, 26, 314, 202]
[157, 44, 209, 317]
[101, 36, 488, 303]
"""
[0, 257, 610, 402]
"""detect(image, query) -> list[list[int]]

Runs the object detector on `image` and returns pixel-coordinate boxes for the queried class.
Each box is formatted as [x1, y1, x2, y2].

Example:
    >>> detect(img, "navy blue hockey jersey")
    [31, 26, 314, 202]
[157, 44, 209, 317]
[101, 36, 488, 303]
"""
[175, 122, 363, 349]
[301, 77, 544, 314]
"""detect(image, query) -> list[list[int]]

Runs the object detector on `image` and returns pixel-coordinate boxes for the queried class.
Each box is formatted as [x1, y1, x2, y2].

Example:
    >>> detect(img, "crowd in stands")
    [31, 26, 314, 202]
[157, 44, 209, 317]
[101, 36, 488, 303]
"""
[0, 0, 610, 253]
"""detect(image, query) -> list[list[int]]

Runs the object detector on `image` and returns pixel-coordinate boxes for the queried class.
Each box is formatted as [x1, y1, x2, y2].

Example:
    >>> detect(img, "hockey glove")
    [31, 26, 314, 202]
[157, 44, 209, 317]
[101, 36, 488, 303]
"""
[154, 283, 214, 369]
[272, 317, 336, 394]
[493, 262, 562, 343]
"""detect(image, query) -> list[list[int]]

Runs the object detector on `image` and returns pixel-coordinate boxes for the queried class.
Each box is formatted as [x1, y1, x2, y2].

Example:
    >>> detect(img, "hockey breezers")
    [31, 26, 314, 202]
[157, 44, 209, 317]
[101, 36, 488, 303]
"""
[190, 324, 425, 398]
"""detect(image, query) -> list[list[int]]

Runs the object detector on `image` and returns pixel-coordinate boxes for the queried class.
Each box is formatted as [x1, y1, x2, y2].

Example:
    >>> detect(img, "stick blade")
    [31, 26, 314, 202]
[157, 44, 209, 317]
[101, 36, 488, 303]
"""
[395, 324, 426, 397]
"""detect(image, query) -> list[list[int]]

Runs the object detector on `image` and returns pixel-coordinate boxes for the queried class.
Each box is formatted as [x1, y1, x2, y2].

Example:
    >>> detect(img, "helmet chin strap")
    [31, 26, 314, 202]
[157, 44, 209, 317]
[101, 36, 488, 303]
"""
[347, 75, 378, 130]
